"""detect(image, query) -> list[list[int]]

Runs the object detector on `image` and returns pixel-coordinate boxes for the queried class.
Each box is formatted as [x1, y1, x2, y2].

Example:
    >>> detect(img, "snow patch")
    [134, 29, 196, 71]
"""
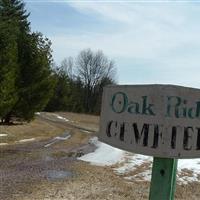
[115, 154, 152, 175]
[178, 173, 199, 185]
[78, 137, 125, 166]
[19, 138, 36, 143]
[55, 115, 69, 122]
[79, 137, 200, 184]
[178, 159, 200, 174]
[178, 159, 200, 184]
[81, 130, 92, 134]
[0, 134, 8, 137]
[0, 143, 8, 146]
[44, 134, 71, 148]
[55, 135, 71, 140]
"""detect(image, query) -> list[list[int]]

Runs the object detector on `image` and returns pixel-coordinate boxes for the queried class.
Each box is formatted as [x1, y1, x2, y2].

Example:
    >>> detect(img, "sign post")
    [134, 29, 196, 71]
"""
[99, 84, 200, 199]
[149, 158, 177, 200]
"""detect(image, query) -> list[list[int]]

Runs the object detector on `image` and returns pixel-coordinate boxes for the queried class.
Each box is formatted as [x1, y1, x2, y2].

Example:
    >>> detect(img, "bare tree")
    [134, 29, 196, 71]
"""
[76, 49, 116, 88]
[60, 57, 74, 79]
[75, 48, 117, 112]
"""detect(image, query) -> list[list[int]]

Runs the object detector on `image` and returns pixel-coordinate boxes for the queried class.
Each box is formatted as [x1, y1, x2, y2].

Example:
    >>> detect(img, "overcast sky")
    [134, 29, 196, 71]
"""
[24, 0, 200, 88]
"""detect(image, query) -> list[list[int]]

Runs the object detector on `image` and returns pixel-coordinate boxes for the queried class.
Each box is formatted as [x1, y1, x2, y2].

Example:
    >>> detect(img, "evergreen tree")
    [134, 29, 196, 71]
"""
[0, 0, 55, 123]
[45, 50, 116, 115]
[0, 0, 30, 32]
[13, 33, 55, 121]
[0, 9, 18, 122]
[45, 68, 71, 112]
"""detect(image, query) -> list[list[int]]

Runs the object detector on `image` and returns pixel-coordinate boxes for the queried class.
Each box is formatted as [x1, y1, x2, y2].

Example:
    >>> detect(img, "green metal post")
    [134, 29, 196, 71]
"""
[149, 157, 178, 200]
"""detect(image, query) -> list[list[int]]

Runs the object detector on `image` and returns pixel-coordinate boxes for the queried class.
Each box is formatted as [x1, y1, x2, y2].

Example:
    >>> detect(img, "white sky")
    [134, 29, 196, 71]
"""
[25, 1, 200, 88]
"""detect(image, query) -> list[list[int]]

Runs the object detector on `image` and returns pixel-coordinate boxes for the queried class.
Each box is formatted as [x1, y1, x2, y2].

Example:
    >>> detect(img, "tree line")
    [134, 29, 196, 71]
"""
[0, 0, 55, 123]
[46, 49, 116, 114]
[0, 0, 116, 124]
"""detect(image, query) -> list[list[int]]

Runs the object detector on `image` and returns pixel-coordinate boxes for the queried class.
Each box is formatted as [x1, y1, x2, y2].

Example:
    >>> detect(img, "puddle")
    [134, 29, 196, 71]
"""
[44, 155, 54, 161]
[45, 170, 73, 181]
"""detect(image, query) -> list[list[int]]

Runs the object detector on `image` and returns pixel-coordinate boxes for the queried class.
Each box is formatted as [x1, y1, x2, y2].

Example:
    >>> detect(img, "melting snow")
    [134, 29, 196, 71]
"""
[79, 137, 200, 184]
[0, 143, 8, 146]
[44, 134, 71, 148]
[78, 137, 125, 166]
[81, 130, 92, 134]
[19, 138, 36, 143]
[54, 135, 71, 140]
[0, 134, 8, 137]
[55, 115, 69, 122]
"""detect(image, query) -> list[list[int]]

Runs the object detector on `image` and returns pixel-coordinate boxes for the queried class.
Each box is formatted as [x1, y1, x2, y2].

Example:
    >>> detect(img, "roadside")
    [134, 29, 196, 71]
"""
[1, 112, 200, 200]
[0, 112, 98, 200]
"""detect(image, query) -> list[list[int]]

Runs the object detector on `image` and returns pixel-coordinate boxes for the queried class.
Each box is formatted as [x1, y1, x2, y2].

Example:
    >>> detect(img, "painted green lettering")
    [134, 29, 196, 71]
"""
[142, 96, 155, 116]
[188, 107, 195, 119]
[196, 102, 200, 118]
[128, 101, 140, 114]
[111, 92, 128, 113]
[166, 96, 182, 118]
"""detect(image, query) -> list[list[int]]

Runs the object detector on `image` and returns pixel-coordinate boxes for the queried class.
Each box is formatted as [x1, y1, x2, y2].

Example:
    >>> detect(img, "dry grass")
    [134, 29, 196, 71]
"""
[21, 162, 150, 200]
[8, 160, 200, 200]
[176, 183, 200, 200]
[56, 112, 99, 132]
[0, 118, 64, 144]
[1, 112, 200, 200]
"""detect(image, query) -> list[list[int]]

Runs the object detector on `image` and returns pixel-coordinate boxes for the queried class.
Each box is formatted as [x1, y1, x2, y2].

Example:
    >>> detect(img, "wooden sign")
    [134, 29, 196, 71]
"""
[99, 84, 200, 159]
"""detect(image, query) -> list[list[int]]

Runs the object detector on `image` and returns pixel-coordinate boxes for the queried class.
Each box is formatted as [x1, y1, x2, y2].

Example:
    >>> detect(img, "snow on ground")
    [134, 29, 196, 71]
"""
[81, 130, 92, 134]
[79, 137, 125, 166]
[35, 112, 70, 122]
[0, 143, 8, 146]
[115, 153, 152, 174]
[79, 137, 200, 185]
[0, 134, 8, 137]
[177, 159, 200, 184]
[44, 134, 71, 148]
[54, 135, 71, 140]
[55, 114, 69, 122]
[18, 138, 36, 143]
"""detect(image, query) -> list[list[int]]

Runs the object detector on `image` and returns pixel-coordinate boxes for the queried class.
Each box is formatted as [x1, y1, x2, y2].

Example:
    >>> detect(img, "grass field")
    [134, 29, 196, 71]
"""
[0, 112, 200, 200]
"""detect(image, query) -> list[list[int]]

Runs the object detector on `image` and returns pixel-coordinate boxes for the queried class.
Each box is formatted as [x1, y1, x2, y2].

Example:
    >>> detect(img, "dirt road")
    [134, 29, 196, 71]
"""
[0, 112, 200, 200]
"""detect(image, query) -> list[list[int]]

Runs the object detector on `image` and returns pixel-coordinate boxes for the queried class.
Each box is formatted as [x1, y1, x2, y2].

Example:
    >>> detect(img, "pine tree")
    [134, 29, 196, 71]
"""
[13, 33, 55, 121]
[45, 68, 71, 112]
[0, 0, 55, 123]
[0, 0, 30, 32]
[0, 0, 19, 122]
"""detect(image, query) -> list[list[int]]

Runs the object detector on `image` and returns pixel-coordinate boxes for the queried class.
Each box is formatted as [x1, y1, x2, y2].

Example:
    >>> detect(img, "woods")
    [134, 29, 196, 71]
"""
[0, 0, 55, 123]
[0, 0, 117, 123]
[45, 49, 117, 114]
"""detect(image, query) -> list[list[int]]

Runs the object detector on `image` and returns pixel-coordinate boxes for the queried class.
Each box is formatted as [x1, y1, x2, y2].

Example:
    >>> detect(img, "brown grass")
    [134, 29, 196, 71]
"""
[1, 112, 200, 200]
[0, 117, 64, 144]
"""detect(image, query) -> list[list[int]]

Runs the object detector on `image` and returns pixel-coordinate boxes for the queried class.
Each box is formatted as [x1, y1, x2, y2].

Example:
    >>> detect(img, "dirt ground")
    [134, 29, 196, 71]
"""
[0, 112, 200, 200]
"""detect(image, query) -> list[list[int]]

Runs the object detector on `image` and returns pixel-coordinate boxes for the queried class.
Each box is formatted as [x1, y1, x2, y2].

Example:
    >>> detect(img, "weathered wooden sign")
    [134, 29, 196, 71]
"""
[99, 84, 200, 159]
